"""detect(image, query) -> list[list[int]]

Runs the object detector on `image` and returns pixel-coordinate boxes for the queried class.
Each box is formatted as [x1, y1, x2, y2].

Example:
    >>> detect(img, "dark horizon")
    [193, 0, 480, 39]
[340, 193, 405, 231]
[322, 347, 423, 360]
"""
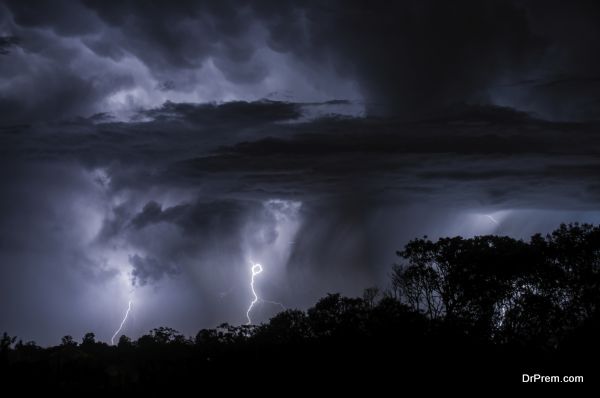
[1, 0, 600, 353]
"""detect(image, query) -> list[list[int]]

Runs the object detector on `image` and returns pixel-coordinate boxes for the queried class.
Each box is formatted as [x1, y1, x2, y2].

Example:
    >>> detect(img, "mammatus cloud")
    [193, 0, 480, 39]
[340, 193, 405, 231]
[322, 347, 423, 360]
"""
[2, 0, 600, 122]
[0, 0, 361, 123]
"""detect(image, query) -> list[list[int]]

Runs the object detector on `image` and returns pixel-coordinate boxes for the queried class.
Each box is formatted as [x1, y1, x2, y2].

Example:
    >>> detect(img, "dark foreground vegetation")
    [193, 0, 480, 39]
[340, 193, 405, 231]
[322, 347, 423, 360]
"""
[2, 223, 599, 391]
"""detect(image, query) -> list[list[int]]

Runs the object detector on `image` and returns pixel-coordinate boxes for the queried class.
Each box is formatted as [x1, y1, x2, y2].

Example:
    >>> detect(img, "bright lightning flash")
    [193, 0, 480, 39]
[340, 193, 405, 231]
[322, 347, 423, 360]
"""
[246, 263, 263, 325]
[111, 300, 132, 345]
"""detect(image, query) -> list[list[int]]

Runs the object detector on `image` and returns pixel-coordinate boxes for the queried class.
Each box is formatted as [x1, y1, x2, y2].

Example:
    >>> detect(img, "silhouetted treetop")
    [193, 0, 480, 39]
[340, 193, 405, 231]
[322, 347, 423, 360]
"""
[2, 223, 598, 390]
[393, 223, 600, 343]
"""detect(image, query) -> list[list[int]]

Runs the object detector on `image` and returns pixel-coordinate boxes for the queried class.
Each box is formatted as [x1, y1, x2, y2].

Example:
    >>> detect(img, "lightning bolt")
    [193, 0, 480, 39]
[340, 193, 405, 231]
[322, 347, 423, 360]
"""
[111, 300, 132, 345]
[245, 262, 287, 325]
[246, 263, 263, 325]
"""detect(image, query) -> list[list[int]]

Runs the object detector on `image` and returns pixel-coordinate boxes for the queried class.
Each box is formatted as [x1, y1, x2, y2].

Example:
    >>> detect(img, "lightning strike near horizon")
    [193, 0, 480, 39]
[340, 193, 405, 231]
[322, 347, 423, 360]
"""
[245, 262, 286, 324]
[111, 300, 132, 345]
[246, 263, 263, 325]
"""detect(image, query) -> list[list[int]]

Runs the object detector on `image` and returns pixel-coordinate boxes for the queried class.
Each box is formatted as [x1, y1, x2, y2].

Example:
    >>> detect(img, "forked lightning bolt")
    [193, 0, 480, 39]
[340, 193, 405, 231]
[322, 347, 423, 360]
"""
[245, 262, 286, 325]
[246, 263, 263, 325]
[111, 300, 132, 345]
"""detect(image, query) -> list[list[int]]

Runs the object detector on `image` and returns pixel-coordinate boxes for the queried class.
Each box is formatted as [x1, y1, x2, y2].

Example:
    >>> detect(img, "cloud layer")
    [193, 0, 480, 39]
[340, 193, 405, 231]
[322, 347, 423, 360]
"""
[2, 1, 600, 344]
[3, 0, 600, 122]
[2, 100, 600, 344]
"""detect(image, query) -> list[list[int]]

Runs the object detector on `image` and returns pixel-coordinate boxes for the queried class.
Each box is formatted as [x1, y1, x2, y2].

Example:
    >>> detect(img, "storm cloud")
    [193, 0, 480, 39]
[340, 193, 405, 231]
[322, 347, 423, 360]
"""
[1, 1, 600, 345]
[3, 0, 600, 122]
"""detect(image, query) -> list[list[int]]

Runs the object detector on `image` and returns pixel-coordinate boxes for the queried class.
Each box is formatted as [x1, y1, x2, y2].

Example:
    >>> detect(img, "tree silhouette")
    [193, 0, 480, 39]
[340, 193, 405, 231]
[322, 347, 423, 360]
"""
[117, 335, 133, 349]
[2, 223, 599, 390]
[60, 335, 77, 347]
[362, 287, 380, 308]
[81, 332, 96, 346]
[0, 332, 16, 352]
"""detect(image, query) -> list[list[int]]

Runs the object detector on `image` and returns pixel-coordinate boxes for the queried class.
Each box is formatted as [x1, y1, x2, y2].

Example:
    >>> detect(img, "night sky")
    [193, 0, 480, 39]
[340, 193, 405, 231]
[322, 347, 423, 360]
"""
[2, 0, 600, 346]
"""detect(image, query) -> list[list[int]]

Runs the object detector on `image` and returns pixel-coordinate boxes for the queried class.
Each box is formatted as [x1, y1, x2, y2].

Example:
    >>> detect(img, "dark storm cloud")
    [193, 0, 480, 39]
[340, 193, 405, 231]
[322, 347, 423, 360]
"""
[2, 99, 600, 344]
[3, 0, 600, 122]
[6, 0, 102, 35]
[0, 8, 136, 124]
[130, 201, 182, 230]
[92, 191, 281, 297]
[129, 254, 179, 286]
[138, 100, 301, 125]
[4, 100, 600, 206]
[7, 104, 600, 300]
[82, 0, 251, 70]
[490, 0, 600, 120]
[109, 0, 600, 121]
[128, 199, 251, 238]
[3, 1, 600, 344]
[164, 104, 600, 205]
[259, 0, 544, 118]
[0, 35, 19, 54]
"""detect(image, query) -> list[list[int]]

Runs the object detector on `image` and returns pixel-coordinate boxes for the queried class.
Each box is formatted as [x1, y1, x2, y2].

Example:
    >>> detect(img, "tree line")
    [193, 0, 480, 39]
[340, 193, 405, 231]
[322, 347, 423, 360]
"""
[1, 223, 598, 390]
